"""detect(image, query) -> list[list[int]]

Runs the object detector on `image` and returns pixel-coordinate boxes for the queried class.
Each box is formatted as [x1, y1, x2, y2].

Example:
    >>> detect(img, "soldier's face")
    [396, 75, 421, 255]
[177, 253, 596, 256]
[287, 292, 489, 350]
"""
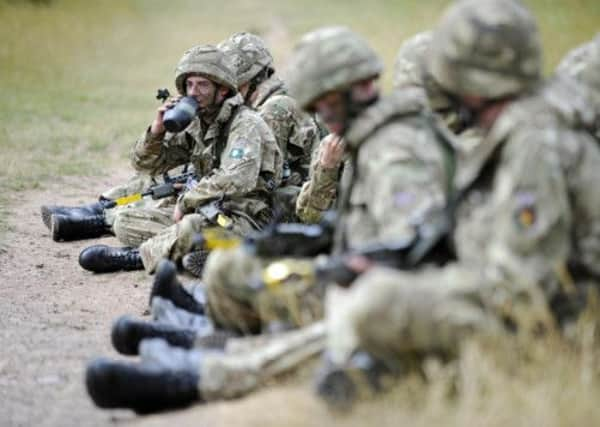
[460, 95, 511, 131]
[186, 75, 219, 109]
[313, 92, 346, 134]
[313, 79, 379, 135]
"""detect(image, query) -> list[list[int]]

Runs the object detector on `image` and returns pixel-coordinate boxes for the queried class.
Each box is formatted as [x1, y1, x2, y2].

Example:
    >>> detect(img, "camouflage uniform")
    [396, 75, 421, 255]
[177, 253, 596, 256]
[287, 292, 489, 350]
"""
[113, 45, 282, 273]
[323, 0, 600, 379]
[250, 75, 319, 186]
[295, 135, 348, 224]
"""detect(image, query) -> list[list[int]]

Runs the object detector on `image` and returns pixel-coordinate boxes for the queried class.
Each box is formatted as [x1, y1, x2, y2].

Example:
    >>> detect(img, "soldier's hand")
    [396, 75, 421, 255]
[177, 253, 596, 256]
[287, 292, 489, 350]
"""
[344, 254, 373, 275]
[319, 134, 345, 169]
[173, 203, 184, 223]
[150, 96, 183, 136]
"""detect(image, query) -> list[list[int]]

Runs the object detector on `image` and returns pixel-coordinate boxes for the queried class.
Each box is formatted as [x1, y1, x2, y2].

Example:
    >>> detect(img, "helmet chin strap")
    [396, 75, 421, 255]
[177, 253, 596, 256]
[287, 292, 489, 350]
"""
[245, 67, 273, 105]
[440, 90, 479, 133]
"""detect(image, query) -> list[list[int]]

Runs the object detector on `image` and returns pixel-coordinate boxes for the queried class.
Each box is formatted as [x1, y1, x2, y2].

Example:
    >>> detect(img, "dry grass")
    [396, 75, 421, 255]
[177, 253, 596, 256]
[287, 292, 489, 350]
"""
[291, 312, 600, 427]
[1, 0, 600, 423]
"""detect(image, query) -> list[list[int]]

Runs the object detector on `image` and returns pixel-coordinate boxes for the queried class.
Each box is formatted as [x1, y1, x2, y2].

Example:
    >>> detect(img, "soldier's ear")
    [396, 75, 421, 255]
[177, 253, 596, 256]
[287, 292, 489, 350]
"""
[218, 85, 232, 100]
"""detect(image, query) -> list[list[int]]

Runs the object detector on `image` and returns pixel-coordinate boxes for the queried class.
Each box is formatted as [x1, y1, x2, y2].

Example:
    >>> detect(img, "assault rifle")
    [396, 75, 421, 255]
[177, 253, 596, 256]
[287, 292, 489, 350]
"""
[192, 211, 337, 256]
[190, 221, 334, 256]
[261, 210, 452, 289]
[104, 170, 197, 209]
[194, 209, 451, 289]
[254, 238, 417, 291]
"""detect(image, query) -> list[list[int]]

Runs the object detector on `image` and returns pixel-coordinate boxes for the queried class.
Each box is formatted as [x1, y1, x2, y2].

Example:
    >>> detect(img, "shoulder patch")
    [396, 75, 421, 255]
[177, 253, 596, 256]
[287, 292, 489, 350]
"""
[229, 147, 246, 159]
[513, 191, 537, 230]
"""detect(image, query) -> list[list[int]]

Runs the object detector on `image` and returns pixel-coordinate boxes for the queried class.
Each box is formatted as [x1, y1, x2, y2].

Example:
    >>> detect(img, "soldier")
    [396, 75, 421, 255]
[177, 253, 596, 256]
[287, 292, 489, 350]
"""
[314, 0, 600, 408]
[77, 44, 282, 274]
[85, 26, 456, 413]
[219, 32, 321, 212]
[178, 32, 323, 277]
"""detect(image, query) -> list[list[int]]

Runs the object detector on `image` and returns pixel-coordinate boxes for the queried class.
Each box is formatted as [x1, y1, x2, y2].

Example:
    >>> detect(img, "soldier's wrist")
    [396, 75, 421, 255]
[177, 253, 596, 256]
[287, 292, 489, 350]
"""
[146, 126, 165, 143]
[176, 194, 191, 214]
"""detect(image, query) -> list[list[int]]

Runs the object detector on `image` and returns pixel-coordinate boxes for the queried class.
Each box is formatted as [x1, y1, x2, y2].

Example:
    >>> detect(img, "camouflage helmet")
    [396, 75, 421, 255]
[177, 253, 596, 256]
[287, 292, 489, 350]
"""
[393, 31, 433, 89]
[393, 31, 451, 111]
[174, 44, 237, 95]
[286, 26, 383, 109]
[556, 33, 600, 96]
[218, 32, 274, 86]
[428, 0, 542, 99]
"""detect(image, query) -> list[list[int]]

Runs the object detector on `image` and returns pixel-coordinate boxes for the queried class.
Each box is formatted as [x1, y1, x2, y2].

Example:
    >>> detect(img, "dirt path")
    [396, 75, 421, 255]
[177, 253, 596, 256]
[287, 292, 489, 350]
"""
[0, 170, 335, 427]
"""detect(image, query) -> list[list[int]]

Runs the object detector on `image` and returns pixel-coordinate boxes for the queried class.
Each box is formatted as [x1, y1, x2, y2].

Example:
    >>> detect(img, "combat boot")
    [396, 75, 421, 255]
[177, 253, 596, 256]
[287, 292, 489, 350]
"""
[50, 212, 109, 242]
[150, 260, 205, 314]
[41, 199, 112, 230]
[315, 350, 397, 410]
[79, 244, 143, 273]
[86, 358, 200, 414]
[111, 315, 197, 355]
[181, 250, 210, 278]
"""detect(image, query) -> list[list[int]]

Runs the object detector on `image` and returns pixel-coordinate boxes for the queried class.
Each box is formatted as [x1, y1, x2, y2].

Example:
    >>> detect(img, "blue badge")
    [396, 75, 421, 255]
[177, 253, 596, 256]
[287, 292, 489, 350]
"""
[229, 148, 245, 159]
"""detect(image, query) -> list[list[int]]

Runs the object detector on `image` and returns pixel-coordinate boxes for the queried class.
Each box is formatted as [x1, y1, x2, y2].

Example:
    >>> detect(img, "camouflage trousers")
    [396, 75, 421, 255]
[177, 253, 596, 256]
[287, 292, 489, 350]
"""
[101, 171, 183, 245]
[139, 321, 325, 401]
[324, 265, 504, 367]
[109, 200, 175, 247]
[138, 212, 268, 274]
[202, 247, 325, 334]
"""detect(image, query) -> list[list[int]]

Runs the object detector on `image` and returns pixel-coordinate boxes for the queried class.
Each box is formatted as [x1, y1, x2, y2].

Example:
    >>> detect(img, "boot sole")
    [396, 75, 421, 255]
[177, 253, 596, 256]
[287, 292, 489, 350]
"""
[182, 252, 208, 278]
[111, 315, 140, 355]
[315, 366, 358, 411]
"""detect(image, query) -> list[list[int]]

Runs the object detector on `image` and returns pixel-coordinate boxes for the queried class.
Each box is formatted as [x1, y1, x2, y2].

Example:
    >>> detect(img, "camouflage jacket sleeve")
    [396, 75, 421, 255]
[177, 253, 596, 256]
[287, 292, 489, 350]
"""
[483, 126, 600, 300]
[130, 120, 200, 175]
[346, 121, 449, 247]
[178, 112, 273, 213]
[295, 137, 342, 224]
